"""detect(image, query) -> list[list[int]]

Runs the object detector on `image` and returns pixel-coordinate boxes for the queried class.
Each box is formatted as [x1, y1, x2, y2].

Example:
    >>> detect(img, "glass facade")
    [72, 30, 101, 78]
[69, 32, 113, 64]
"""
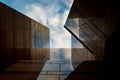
[31, 20, 49, 48]
[65, 17, 106, 59]
[37, 48, 73, 80]
[0, 3, 76, 80]
[65, 0, 115, 79]
[71, 36, 95, 69]
[1, 0, 116, 79]
[72, 36, 83, 48]
[64, 0, 117, 59]
[0, 2, 50, 80]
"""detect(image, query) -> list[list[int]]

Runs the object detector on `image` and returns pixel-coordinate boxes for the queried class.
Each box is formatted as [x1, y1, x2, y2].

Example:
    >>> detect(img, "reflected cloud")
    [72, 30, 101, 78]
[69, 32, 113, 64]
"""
[50, 48, 71, 61]
[37, 49, 73, 80]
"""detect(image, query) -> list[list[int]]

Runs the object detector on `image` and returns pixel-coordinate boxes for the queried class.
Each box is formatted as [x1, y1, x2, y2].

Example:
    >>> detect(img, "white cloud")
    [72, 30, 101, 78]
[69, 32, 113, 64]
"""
[61, 9, 70, 26]
[62, 0, 74, 8]
[25, 4, 47, 25]
[24, 0, 73, 48]
[48, 15, 60, 26]
[51, 27, 71, 48]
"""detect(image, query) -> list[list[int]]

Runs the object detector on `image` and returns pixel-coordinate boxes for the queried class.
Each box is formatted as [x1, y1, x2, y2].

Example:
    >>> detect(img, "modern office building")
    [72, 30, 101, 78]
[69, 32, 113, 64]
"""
[1, 0, 118, 79]
[0, 2, 50, 79]
[65, 0, 117, 79]
[72, 36, 82, 48]
[71, 35, 95, 69]
[65, 0, 118, 60]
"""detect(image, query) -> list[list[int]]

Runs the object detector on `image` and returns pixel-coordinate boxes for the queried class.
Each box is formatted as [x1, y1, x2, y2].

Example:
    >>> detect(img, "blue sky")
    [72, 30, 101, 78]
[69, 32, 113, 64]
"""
[0, 0, 73, 48]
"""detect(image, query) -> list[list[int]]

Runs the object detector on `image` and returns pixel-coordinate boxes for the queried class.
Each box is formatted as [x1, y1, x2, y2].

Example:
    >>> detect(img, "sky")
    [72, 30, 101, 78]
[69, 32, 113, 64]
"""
[0, 0, 73, 48]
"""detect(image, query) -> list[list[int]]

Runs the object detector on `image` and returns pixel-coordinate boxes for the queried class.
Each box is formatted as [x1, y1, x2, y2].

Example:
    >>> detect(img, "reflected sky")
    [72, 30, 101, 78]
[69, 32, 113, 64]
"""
[0, 0, 73, 48]
[37, 49, 73, 80]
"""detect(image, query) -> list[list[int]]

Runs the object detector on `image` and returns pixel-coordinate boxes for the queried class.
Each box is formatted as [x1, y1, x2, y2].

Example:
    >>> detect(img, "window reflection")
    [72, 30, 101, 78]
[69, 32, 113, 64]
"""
[65, 18, 106, 59]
